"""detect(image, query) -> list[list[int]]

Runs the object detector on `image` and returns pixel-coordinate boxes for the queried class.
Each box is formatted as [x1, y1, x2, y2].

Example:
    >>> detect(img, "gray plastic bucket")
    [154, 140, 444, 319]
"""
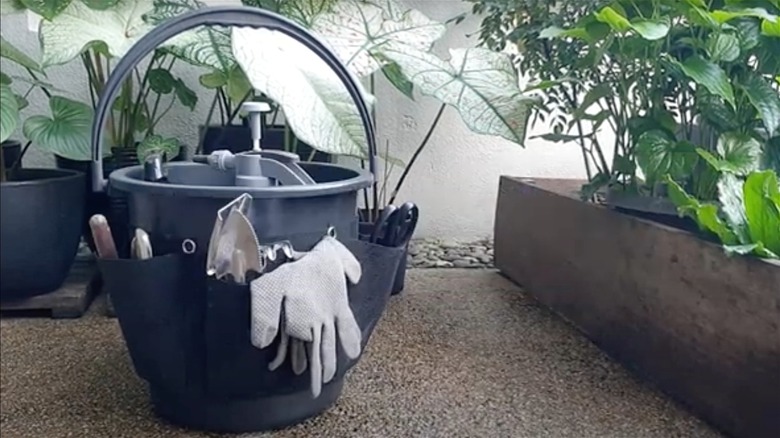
[89, 6, 406, 433]
[89, 7, 378, 252]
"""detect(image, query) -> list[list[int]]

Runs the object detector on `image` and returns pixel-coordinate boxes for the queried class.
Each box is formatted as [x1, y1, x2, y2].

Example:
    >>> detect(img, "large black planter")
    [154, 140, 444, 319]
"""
[0, 168, 85, 300]
[199, 124, 331, 163]
[2, 140, 22, 171]
[358, 209, 412, 295]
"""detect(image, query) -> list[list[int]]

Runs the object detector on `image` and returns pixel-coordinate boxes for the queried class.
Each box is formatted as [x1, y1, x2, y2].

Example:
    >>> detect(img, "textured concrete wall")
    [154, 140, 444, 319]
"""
[0, 0, 592, 240]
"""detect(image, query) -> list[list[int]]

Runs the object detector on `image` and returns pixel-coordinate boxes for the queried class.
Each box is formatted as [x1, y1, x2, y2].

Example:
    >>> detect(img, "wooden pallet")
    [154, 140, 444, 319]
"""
[0, 260, 99, 319]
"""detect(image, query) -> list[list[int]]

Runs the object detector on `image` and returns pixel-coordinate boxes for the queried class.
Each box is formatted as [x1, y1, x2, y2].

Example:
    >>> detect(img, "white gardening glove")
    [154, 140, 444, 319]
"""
[250, 235, 362, 398]
[268, 329, 307, 375]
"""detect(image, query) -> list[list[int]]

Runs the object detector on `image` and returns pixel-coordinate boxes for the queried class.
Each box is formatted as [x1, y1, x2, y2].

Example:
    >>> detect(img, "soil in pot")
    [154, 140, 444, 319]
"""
[199, 124, 332, 163]
[0, 168, 86, 300]
[56, 146, 186, 256]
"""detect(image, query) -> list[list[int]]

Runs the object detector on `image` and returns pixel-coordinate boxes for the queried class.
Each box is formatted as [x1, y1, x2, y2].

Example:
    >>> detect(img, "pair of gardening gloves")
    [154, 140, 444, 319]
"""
[249, 235, 363, 398]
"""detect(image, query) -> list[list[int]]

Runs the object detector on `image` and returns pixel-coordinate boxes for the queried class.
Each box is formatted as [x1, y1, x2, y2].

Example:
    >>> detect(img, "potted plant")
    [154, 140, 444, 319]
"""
[474, 0, 780, 436]
[0, 24, 86, 300]
[15, 0, 200, 253]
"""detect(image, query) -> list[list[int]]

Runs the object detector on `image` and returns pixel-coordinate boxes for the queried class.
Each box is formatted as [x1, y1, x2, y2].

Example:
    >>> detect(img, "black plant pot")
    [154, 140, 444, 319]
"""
[199, 124, 332, 163]
[0, 168, 86, 300]
[2, 140, 22, 171]
[603, 186, 699, 234]
[358, 208, 413, 295]
[56, 146, 186, 257]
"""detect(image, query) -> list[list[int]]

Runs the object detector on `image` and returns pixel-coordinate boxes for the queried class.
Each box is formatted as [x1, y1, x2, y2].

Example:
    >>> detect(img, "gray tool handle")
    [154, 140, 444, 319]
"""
[90, 6, 377, 192]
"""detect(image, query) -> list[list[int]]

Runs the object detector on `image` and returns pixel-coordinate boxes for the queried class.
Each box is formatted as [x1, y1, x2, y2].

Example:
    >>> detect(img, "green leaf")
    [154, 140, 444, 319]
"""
[737, 73, 780, 136]
[665, 176, 739, 244]
[0, 36, 42, 72]
[636, 131, 698, 184]
[1, 0, 27, 14]
[532, 133, 584, 143]
[173, 78, 197, 110]
[743, 170, 780, 255]
[198, 70, 227, 89]
[80, 0, 119, 9]
[677, 55, 736, 107]
[40, 0, 154, 66]
[718, 173, 750, 243]
[381, 62, 414, 100]
[19, 0, 71, 20]
[148, 68, 175, 94]
[734, 18, 762, 51]
[696, 88, 738, 130]
[595, 6, 631, 32]
[710, 7, 777, 24]
[706, 32, 741, 62]
[0, 72, 10, 85]
[613, 154, 636, 175]
[225, 65, 252, 105]
[137, 134, 180, 162]
[580, 172, 610, 200]
[538, 25, 591, 40]
[22, 96, 93, 161]
[724, 243, 779, 258]
[718, 132, 763, 174]
[630, 18, 670, 40]
[15, 94, 28, 110]
[763, 17, 780, 36]
[764, 136, 780, 174]
[573, 83, 612, 120]
[0, 83, 20, 143]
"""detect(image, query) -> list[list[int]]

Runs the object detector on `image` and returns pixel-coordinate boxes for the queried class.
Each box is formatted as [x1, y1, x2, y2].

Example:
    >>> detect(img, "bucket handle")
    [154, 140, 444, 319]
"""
[90, 6, 376, 193]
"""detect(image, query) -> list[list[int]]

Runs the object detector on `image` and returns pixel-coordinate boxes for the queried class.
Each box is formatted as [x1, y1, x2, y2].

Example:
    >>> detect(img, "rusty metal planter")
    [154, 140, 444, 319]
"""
[493, 177, 780, 438]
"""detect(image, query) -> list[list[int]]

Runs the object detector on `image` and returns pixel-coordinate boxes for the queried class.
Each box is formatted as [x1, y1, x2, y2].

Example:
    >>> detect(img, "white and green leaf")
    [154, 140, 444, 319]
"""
[0, 83, 20, 143]
[18, 0, 69, 20]
[706, 32, 740, 62]
[737, 73, 780, 136]
[145, 0, 241, 73]
[22, 95, 93, 160]
[310, 0, 446, 78]
[635, 130, 698, 184]
[717, 173, 750, 243]
[137, 134, 180, 162]
[380, 45, 535, 145]
[40, 0, 155, 66]
[232, 27, 374, 158]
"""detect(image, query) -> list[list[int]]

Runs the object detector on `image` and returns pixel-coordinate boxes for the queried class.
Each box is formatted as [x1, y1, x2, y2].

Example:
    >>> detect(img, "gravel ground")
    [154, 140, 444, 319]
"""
[408, 239, 494, 269]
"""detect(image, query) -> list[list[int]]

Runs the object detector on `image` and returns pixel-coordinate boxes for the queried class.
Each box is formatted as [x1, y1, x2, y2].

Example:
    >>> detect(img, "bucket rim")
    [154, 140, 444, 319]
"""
[108, 161, 373, 199]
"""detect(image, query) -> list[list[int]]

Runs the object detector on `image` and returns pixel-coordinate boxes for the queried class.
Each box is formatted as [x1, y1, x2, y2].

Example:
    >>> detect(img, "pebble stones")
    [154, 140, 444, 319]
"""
[407, 239, 494, 269]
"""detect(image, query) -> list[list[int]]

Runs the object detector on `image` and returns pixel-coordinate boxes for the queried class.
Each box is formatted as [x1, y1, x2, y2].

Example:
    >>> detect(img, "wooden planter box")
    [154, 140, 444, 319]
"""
[494, 177, 780, 438]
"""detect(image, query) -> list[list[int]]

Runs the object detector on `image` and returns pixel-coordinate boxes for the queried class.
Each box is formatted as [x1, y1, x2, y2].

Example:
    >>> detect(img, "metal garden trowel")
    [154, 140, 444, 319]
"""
[206, 193, 264, 284]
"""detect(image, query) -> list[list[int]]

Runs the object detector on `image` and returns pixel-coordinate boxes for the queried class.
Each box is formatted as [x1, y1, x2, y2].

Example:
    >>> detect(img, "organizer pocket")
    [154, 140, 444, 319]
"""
[99, 254, 206, 394]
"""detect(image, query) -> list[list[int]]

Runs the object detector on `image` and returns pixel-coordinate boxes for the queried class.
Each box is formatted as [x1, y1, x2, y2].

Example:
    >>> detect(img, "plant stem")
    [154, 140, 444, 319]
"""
[24, 68, 51, 98]
[388, 103, 446, 205]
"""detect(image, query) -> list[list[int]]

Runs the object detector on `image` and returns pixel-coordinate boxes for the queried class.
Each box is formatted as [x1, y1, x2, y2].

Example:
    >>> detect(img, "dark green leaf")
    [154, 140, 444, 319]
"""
[0, 72, 10, 85]
[717, 132, 763, 174]
[137, 134, 181, 163]
[532, 133, 584, 143]
[15, 94, 28, 110]
[743, 170, 780, 254]
[0, 36, 42, 72]
[19, 0, 70, 20]
[382, 62, 414, 100]
[173, 78, 197, 110]
[696, 88, 738, 130]
[22, 95, 93, 160]
[573, 83, 612, 119]
[613, 154, 636, 174]
[707, 32, 741, 62]
[737, 72, 780, 136]
[78, 0, 118, 9]
[636, 131, 698, 184]
[225, 65, 252, 105]
[665, 175, 739, 244]
[734, 18, 762, 51]
[763, 136, 780, 173]
[0, 83, 20, 143]
[148, 68, 175, 95]
[677, 55, 736, 107]
[198, 70, 227, 89]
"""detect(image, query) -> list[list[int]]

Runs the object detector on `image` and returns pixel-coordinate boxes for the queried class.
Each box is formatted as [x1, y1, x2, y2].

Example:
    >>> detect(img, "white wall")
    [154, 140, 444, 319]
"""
[0, 0, 588, 240]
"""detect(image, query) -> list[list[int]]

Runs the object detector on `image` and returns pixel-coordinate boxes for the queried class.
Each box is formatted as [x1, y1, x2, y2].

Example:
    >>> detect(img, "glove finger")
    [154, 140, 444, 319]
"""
[291, 339, 307, 375]
[327, 237, 362, 284]
[249, 278, 283, 349]
[321, 322, 337, 384]
[308, 326, 323, 398]
[336, 311, 362, 359]
[268, 330, 289, 371]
